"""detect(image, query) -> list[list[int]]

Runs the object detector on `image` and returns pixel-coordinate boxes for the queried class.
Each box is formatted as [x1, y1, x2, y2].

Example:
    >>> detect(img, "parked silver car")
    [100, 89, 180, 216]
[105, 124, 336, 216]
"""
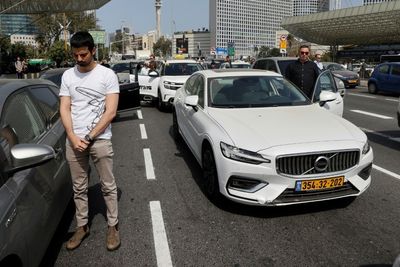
[0, 79, 71, 266]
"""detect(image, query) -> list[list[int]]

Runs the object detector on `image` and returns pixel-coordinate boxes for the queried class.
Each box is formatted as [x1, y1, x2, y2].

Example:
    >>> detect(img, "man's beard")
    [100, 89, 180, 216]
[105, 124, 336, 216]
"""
[77, 61, 91, 67]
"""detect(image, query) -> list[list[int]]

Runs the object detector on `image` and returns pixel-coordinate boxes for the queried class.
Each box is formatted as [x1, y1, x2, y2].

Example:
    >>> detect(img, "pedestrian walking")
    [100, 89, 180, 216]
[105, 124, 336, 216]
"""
[15, 57, 23, 79]
[59, 31, 121, 251]
[286, 44, 320, 99]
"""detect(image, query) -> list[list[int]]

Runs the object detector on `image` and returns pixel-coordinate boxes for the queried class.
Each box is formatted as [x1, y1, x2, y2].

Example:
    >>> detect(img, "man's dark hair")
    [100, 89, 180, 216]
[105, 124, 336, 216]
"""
[70, 31, 95, 50]
[299, 44, 310, 50]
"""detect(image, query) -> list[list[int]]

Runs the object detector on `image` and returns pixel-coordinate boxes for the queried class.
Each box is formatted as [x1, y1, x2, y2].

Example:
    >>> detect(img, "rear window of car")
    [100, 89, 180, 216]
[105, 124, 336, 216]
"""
[378, 64, 390, 74]
[163, 63, 203, 76]
[391, 65, 400, 76]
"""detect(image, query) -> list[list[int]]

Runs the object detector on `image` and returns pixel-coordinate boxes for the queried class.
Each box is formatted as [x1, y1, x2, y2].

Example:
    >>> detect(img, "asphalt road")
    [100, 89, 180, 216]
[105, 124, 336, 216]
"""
[41, 84, 400, 267]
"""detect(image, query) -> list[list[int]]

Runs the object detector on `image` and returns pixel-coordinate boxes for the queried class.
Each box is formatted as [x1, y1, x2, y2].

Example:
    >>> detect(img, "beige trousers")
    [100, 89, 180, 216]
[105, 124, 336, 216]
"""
[66, 139, 118, 227]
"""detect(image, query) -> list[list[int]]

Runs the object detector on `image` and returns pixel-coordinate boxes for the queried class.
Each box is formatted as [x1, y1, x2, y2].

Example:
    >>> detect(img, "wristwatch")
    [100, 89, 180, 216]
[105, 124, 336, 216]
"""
[84, 134, 93, 143]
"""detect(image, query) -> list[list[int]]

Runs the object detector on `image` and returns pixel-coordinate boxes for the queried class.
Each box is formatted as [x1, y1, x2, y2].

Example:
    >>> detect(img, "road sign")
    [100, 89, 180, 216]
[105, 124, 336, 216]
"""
[216, 47, 227, 55]
[227, 41, 235, 57]
[210, 47, 216, 55]
[89, 30, 106, 44]
[279, 35, 287, 50]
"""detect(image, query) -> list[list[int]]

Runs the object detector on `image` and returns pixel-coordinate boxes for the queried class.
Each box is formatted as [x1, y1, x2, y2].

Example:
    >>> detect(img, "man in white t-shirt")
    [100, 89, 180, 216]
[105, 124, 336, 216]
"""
[59, 31, 121, 251]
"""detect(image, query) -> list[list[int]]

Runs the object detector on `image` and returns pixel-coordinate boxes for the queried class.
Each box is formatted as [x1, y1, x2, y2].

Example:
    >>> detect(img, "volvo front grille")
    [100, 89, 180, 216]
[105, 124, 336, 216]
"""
[276, 150, 360, 176]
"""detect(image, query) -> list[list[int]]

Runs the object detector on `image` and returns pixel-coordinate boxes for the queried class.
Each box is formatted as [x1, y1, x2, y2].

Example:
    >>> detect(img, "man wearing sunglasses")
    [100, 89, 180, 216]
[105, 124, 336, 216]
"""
[286, 44, 320, 99]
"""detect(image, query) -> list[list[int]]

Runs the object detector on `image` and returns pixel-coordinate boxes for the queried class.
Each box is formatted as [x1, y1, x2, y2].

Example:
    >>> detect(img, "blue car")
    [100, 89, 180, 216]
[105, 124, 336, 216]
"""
[368, 62, 400, 94]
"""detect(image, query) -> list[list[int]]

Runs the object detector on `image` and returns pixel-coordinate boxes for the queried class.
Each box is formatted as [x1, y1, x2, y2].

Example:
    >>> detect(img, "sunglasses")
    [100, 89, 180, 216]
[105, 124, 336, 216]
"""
[300, 51, 309, 55]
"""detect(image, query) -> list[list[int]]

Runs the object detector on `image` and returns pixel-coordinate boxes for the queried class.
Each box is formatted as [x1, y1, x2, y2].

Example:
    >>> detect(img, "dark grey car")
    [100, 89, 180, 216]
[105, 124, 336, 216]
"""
[0, 79, 71, 267]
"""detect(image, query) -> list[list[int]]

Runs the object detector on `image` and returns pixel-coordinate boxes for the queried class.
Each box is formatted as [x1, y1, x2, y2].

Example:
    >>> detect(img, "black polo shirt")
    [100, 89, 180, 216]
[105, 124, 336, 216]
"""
[285, 59, 320, 99]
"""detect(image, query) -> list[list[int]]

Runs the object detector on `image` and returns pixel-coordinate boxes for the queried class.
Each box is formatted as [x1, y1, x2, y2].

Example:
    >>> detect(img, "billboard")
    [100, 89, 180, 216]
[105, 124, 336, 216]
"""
[176, 37, 188, 54]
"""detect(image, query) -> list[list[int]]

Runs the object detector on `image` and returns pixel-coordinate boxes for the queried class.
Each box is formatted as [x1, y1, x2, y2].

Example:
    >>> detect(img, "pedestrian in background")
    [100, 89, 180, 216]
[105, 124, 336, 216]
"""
[286, 44, 320, 99]
[59, 31, 121, 251]
[314, 52, 324, 71]
[15, 56, 23, 79]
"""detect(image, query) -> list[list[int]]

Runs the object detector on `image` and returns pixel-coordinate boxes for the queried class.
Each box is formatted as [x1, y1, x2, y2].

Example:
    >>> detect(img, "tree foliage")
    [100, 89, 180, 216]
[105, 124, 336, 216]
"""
[153, 37, 172, 58]
[257, 46, 281, 58]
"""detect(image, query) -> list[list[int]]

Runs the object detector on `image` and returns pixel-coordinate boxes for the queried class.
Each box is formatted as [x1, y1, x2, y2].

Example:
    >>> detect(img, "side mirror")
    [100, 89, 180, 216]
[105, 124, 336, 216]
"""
[184, 95, 199, 107]
[7, 144, 55, 175]
[148, 71, 159, 77]
[319, 91, 337, 107]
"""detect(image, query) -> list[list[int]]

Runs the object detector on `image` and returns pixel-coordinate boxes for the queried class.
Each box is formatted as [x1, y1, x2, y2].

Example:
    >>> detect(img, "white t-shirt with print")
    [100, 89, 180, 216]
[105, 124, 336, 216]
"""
[59, 64, 119, 139]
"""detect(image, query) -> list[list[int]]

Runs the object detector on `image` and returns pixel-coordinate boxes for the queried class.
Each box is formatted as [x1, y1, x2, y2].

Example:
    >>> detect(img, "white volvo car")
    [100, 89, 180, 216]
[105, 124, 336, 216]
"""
[134, 59, 203, 110]
[173, 69, 373, 206]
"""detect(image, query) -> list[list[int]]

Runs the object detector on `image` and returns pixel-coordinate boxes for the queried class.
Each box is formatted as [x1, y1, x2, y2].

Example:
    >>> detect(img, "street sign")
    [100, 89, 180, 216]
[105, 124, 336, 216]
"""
[89, 30, 106, 44]
[279, 35, 287, 50]
[216, 47, 227, 55]
[227, 41, 235, 57]
[210, 47, 216, 55]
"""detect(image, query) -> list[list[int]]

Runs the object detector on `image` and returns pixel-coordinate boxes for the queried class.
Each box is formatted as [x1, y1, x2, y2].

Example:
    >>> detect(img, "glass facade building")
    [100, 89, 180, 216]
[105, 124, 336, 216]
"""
[293, 0, 330, 16]
[363, 0, 392, 5]
[0, 14, 39, 36]
[209, 0, 292, 57]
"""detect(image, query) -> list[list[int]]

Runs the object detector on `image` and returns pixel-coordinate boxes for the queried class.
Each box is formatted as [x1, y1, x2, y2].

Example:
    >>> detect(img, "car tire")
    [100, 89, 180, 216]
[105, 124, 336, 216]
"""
[368, 83, 377, 94]
[157, 89, 165, 111]
[202, 145, 221, 201]
[172, 109, 181, 140]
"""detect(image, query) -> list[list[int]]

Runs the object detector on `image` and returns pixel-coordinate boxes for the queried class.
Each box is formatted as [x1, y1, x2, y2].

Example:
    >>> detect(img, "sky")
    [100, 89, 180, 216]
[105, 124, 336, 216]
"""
[96, 0, 362, 36]
[96, 0, 209, 36]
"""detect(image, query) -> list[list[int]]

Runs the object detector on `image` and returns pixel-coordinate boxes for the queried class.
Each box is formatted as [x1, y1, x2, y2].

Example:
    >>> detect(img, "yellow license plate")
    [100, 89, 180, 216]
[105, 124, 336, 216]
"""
[295, 176, 344, 192]
[348, 80, 357, 84]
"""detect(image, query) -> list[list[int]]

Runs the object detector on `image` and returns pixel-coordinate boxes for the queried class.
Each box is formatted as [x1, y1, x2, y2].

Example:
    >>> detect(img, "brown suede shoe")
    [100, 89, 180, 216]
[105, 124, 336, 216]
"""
[106, 224, 121, 251]
[66, 225, 89, 250]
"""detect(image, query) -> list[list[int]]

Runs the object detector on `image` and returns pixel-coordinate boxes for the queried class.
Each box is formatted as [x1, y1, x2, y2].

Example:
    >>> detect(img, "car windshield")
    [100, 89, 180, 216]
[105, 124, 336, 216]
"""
[208, 75, 310, 108]
[111, 62, 138, 73]
[164, 63, 203, 76]
[277, 60, 296, 76]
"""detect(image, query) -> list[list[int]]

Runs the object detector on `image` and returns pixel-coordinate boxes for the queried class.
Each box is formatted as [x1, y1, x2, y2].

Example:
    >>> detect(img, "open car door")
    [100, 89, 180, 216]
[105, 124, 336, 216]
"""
[312, 70, 344, 117]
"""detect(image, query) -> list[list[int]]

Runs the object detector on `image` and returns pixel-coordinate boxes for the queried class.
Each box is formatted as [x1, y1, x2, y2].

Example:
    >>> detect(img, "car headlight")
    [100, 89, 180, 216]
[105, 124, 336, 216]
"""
[220, 142, 270, 164]
[362, 141, 370, 155]
[163, 81, 173, 89]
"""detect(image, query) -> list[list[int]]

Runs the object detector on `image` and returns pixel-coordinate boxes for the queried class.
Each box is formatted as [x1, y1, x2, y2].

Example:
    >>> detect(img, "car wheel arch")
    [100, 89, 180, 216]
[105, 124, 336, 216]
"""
[1, 254, 23, 267]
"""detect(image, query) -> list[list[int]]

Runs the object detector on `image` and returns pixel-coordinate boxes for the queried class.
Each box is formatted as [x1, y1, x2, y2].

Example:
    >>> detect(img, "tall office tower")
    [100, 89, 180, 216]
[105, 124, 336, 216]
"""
[209, 0, 292, 57]
[330, 0, 342, 10]
[0, 14, 39, 36]
[363, 0, 392, 5]
[293, 0, 330, 16]
[155, 0, 162, 40]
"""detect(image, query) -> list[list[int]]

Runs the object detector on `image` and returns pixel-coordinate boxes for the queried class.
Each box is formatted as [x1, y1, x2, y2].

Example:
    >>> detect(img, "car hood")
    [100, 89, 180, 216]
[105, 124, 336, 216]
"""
[161, 76, 189, 84]
[208, 105, 365, 151]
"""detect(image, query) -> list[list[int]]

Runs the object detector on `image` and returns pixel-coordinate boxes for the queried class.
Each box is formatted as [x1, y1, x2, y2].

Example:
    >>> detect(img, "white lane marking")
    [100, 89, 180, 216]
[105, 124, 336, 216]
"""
[150, 201, 173, 267]
[144, 148, 155, 179]
[347, 93, 376, 99]
[385, 98, 399, 102]
[350, 110, 393, 119]
[361, 127, 400, 143]
[140, 124, 148, 139]
[137, 110, 143, 119]
[373, 164, 400, 181]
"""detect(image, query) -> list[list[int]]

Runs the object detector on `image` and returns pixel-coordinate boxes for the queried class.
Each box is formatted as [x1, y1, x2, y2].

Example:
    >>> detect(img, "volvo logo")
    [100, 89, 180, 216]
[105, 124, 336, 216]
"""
[314, 156, 330, 172]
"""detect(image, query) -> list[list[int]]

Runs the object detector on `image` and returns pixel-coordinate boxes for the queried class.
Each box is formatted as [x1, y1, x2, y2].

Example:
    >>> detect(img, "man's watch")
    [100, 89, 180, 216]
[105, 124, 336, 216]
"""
[84, 134, 93, 143]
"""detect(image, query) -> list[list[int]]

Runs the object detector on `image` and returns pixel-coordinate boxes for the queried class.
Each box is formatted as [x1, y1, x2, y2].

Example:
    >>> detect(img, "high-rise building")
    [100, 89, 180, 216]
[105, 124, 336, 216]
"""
[363, 0, 392, 5]
[330, 0, 342, 10]
[293, 0, 330, 16]
[0, 14, 39, 36]
[209, 0, 292, 57]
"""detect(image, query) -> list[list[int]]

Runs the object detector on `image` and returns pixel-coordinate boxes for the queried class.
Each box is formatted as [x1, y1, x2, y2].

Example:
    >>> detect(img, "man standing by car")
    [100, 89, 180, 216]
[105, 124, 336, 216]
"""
[286, 45, 320, 98]
[59, 31, 121, 251]
[314, 51, 324, 71]
[14, 56, 23, 79]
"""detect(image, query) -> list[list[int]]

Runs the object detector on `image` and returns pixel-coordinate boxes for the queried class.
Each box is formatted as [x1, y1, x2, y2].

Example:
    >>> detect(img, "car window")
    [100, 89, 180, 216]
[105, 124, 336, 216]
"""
[1, 90, 46, 143]
[378, 64, 390, 74]
[184, 75, 198, 95]
[313, 71, 337, 102]
[253, 60, 267, 70]
[194, 76, 205, 108]
[391, 65, 400, 76]
[266, 60, 278, 73]
[29, 86, 60, 127]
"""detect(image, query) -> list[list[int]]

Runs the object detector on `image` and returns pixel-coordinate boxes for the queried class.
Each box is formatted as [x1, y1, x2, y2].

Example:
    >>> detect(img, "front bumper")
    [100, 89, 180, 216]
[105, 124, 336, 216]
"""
[215, 143, 373, 206]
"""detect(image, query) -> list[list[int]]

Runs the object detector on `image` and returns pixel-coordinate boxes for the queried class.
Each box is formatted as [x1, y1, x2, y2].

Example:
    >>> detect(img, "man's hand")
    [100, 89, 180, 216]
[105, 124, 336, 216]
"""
[70, 135, 90, 152]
